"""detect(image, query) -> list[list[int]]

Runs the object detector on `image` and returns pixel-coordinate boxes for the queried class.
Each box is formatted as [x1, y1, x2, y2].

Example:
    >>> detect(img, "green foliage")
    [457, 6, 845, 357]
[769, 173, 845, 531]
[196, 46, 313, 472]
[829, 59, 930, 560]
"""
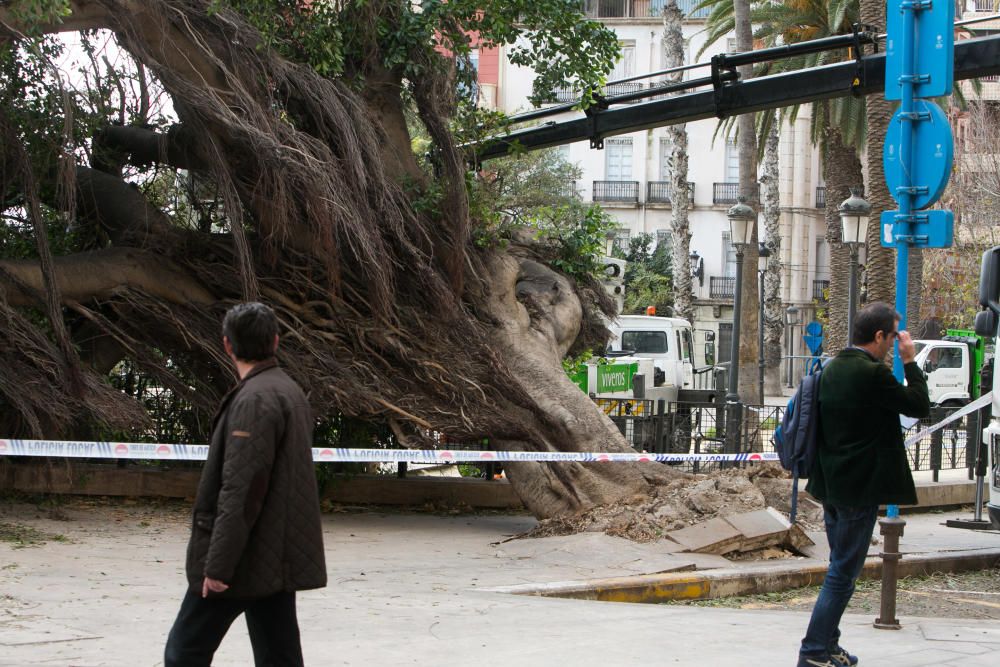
[539, 204, 617, 279]
[614, 233, 674, 315]
[5, 0, 71, 35]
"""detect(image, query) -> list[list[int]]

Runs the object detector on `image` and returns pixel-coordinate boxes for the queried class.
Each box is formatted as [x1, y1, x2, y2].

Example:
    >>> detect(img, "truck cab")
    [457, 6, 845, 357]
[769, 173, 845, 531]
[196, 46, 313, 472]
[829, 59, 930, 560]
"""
[606, 315, 695, 399]
[913, 330, 991, 407]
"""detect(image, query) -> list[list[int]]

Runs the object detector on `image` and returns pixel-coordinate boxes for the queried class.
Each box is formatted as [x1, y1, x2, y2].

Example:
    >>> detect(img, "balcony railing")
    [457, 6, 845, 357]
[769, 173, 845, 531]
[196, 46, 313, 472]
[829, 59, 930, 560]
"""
[593, 180, 640, 202]
[710, 276, 736, 299]
[813, 280, 830, 301]
[713, 182, 759, 205]
[545, 81, 645, 104]
[647, 181, 696, 204]
[582, 0, 710, 19]
[973, 0, 993, 12]
[816, 186, 826, 208]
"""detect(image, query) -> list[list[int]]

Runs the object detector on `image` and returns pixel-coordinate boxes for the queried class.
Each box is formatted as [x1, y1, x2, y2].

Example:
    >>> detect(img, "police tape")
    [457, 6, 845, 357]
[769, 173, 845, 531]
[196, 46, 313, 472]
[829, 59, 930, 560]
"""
[903, 391, 994, 448]
[0, 438, 780, 464]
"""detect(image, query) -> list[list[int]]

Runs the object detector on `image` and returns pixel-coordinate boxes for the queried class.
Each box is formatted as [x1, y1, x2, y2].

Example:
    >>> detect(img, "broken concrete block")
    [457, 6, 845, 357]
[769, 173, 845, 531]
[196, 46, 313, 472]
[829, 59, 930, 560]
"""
[665, 517, 743, 555]
[724, 507, 793, 553]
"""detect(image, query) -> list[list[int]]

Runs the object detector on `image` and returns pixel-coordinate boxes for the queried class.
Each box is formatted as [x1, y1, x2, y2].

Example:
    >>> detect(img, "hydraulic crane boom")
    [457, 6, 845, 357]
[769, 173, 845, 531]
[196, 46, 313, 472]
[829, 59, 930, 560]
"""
[472, 33, 1000, 162]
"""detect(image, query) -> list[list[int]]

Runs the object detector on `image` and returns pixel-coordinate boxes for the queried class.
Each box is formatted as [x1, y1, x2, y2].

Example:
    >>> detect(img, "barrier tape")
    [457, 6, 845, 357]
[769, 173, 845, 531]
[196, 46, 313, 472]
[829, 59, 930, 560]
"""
[903, 392, 993, 448]
[0, 393, 989, 463]
[0, 439, 778, 464]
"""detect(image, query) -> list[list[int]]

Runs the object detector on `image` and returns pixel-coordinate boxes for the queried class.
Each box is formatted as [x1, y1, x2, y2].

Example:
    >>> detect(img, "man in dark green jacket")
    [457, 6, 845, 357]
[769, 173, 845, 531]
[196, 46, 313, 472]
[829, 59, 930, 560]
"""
[797, 302, 929, 667]
[165, 302, 327, 667]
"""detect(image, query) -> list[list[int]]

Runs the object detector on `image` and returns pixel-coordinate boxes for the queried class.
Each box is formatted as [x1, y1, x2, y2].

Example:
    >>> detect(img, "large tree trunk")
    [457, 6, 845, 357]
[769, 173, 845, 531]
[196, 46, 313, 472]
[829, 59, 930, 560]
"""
[662, 0, 693, 323]
[860, 0, 895, 309]
[823, 127, 864, 354]
[734, 0, 760, 405]
[0, 0, 694, 522]
[760, 114, 783, 396]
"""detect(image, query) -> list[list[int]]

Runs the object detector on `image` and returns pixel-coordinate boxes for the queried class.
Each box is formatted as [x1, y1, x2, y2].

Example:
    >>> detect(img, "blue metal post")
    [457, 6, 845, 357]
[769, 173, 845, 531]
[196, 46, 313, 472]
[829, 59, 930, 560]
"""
[894, 0, 918, 383]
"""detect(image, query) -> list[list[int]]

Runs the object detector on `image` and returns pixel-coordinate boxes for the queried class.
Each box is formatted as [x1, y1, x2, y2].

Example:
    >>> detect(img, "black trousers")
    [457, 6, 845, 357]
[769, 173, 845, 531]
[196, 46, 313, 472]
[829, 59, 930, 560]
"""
[164, 589, 304, 667]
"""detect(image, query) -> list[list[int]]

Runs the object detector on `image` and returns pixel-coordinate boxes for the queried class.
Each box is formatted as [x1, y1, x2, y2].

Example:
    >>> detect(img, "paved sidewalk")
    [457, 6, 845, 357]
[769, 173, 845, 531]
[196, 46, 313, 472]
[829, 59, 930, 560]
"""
[0, 503, 997, 666]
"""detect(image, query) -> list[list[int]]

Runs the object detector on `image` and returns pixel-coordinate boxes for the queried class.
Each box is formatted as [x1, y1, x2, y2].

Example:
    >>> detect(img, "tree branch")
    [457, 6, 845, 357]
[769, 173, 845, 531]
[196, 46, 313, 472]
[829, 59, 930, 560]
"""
[0, 247, 215, 306]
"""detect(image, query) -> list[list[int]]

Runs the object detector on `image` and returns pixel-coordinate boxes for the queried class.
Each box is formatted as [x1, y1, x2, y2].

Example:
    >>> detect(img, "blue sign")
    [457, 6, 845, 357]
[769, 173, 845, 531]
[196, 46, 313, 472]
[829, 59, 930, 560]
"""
[885, 0, 955, 100]
[883, 100, 953, 210]
[879, 209, 954, 249]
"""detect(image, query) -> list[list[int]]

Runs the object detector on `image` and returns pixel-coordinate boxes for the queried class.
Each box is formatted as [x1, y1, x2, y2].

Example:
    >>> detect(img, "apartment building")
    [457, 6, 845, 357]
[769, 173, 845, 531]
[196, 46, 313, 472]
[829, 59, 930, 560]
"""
[475, 0, 831, 367]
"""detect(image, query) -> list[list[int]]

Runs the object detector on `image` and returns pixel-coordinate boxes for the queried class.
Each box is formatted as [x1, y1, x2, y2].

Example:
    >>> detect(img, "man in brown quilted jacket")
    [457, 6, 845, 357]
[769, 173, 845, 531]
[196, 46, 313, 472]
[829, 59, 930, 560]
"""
[165, 302, 327, 667]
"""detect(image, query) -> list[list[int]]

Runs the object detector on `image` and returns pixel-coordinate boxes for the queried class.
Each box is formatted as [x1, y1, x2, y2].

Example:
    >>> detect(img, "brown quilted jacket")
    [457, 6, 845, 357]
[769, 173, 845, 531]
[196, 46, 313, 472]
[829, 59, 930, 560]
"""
[185, 359, 327, 598]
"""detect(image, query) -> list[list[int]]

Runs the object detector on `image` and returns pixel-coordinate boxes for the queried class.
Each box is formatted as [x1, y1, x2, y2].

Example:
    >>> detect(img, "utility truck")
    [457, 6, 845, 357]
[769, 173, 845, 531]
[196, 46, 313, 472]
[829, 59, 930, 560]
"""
[912, 329, 992, 407]
[973, 246, 1000, 529]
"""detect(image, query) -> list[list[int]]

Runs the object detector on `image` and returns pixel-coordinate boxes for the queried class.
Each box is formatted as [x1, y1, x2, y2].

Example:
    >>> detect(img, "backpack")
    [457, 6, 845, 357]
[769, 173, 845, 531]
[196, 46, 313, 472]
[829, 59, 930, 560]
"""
[772, 368, 823, 524]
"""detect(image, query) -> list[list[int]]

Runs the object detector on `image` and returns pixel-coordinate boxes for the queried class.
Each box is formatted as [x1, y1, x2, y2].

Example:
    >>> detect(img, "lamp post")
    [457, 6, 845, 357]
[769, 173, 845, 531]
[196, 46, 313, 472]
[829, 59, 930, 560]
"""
[689, 250, 704, 287]
[725, 197, 756, 453]
[839, 188, 871, 347]
[757, 243, 772, 403]
[785, 305, 800, 388]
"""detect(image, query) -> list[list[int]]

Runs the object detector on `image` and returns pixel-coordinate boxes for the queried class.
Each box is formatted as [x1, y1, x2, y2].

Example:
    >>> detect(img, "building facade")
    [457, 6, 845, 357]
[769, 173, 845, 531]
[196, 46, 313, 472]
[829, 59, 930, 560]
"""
[475, 1, 832, 374]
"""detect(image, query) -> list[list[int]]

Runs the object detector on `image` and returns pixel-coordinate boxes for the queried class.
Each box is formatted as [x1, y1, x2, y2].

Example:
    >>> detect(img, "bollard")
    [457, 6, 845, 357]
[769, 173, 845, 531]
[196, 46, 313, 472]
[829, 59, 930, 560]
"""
[874, 512, 906, 629]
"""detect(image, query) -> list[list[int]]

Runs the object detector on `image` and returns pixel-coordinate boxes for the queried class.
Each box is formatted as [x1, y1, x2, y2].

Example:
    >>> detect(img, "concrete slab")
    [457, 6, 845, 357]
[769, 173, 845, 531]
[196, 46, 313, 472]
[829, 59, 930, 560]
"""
[665, 516, 742, 554]
[920, 623, 1000, 643]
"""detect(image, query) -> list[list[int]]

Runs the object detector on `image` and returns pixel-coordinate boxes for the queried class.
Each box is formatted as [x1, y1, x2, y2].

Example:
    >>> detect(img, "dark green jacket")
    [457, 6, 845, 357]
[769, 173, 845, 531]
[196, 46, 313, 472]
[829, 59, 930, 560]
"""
[806, 348, 930, 507]
[186, 360, 327, 598]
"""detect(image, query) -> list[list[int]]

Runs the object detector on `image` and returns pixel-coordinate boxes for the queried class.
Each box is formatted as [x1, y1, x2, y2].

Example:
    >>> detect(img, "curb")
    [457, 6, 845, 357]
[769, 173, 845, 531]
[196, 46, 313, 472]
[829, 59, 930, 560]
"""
[484, 548, 1000, 603]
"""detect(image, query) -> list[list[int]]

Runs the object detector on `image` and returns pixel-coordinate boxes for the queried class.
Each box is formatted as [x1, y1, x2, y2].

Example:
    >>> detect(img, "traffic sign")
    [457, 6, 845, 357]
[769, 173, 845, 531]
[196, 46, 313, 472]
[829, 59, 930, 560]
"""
[883, 99, 953, 210]
[879, 209, 954, 249]
[885, 0, 955, 100]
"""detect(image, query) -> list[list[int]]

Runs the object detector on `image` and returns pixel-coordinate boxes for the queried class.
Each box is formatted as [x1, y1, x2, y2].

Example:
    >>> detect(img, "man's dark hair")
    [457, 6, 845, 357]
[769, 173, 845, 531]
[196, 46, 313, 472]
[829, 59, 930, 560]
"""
[222, 302, 279, 361]
[852, 301, 900, 345]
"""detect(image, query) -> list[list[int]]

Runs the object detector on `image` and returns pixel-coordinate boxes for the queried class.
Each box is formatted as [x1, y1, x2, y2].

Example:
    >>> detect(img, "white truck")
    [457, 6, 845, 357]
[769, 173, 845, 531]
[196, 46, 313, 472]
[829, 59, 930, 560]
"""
[973, 246, 1000, 529]
[912, 330, 991, 407]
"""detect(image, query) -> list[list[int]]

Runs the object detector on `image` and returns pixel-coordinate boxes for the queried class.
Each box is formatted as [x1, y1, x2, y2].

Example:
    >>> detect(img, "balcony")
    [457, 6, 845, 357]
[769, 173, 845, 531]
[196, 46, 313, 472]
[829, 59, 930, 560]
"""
[582, 0, 710, 19]
[813, 280, 830, 301]
[647, 181, 696, 204]
[593, 180, 640, 203]
[713, 182, 759, 205]
[545, 81, 644, 105]
[815, 186, 826, 208]
[710, 276, 736, 299]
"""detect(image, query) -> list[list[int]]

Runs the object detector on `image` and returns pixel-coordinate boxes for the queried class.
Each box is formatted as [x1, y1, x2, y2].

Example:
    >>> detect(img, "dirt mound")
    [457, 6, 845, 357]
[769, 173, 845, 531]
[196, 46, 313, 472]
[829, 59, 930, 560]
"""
[524, 463, 823, 542]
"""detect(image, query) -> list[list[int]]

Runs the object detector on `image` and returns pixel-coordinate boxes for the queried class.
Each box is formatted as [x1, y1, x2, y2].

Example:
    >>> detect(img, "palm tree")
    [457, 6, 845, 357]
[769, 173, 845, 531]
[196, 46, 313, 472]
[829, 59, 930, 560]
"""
[698, 0, 867, 355]
[662, 0, 694, 324]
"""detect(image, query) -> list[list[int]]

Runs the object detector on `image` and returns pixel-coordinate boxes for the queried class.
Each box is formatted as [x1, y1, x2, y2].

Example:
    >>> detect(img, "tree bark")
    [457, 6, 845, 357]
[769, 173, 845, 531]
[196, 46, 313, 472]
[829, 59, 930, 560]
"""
[860, 0, 895, 309]
[822, 127, 864, 355]
[760, 114, 783, 396]
[662, 0, 692, 323]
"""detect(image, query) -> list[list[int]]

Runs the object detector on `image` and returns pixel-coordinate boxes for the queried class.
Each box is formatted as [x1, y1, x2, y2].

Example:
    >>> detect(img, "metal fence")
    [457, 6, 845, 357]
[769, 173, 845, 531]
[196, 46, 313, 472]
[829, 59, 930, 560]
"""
[601, 399, 985, 477]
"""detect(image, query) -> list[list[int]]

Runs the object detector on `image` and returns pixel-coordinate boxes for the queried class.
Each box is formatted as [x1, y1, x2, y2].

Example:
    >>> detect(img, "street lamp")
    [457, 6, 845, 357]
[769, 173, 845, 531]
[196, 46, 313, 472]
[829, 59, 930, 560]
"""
[785, 305, 801, 387]
[689, 250, 704, 287]
[757, 242, 772, 403]
[725, 196, 756, 453]
[839, 187, 871, 347]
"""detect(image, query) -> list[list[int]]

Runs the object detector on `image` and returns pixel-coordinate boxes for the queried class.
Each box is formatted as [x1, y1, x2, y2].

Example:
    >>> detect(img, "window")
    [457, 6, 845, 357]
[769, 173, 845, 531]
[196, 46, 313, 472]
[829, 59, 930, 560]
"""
[928, 347, 964, 370]
[613, 228, 631, 254]
[612, 42, 636, 81]
[605, 137, 634, 181]
[622, 331, 669, 354]
[660, 137, 672, 181]
[724, 137, 739, 183]
[457, 48, 480, 102]
[722, 232, 737, 277]
[718, 323, 733, 364]
[815, 238, 830, 279]
[656, 229, 673, 253]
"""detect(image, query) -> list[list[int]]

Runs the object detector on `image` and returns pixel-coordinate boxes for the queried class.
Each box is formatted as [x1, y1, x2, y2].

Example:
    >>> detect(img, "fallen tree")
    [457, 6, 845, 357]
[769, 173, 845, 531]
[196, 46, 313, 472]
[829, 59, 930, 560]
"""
[0, 0, 715, 520]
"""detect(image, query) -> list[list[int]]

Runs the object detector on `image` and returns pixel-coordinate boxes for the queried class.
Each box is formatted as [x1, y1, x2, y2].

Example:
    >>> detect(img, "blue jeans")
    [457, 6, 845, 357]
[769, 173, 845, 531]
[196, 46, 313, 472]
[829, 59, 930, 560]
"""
[164, 589, 303, 667]
[799, 504, 879, 659]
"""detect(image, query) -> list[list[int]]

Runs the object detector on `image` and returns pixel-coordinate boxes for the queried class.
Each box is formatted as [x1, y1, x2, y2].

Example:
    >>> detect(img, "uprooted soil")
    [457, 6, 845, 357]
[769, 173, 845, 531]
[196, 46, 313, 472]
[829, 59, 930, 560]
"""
[524, 463, 823, 542]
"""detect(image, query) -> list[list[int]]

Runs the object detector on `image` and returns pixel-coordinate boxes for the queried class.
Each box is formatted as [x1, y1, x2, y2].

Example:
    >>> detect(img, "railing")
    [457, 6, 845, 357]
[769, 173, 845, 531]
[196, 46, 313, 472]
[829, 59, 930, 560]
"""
[813, 279, 830, 301]
[973, 0, 993, 12]
[603, 81, 644, 99]
[593, 180, 640, 202]
[709, 275, 736, 299]
[713, 182, 759, 205]
[582, 0, 711, 19]
[646, 181, 696, 204]
[815, 186, 826, 208]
